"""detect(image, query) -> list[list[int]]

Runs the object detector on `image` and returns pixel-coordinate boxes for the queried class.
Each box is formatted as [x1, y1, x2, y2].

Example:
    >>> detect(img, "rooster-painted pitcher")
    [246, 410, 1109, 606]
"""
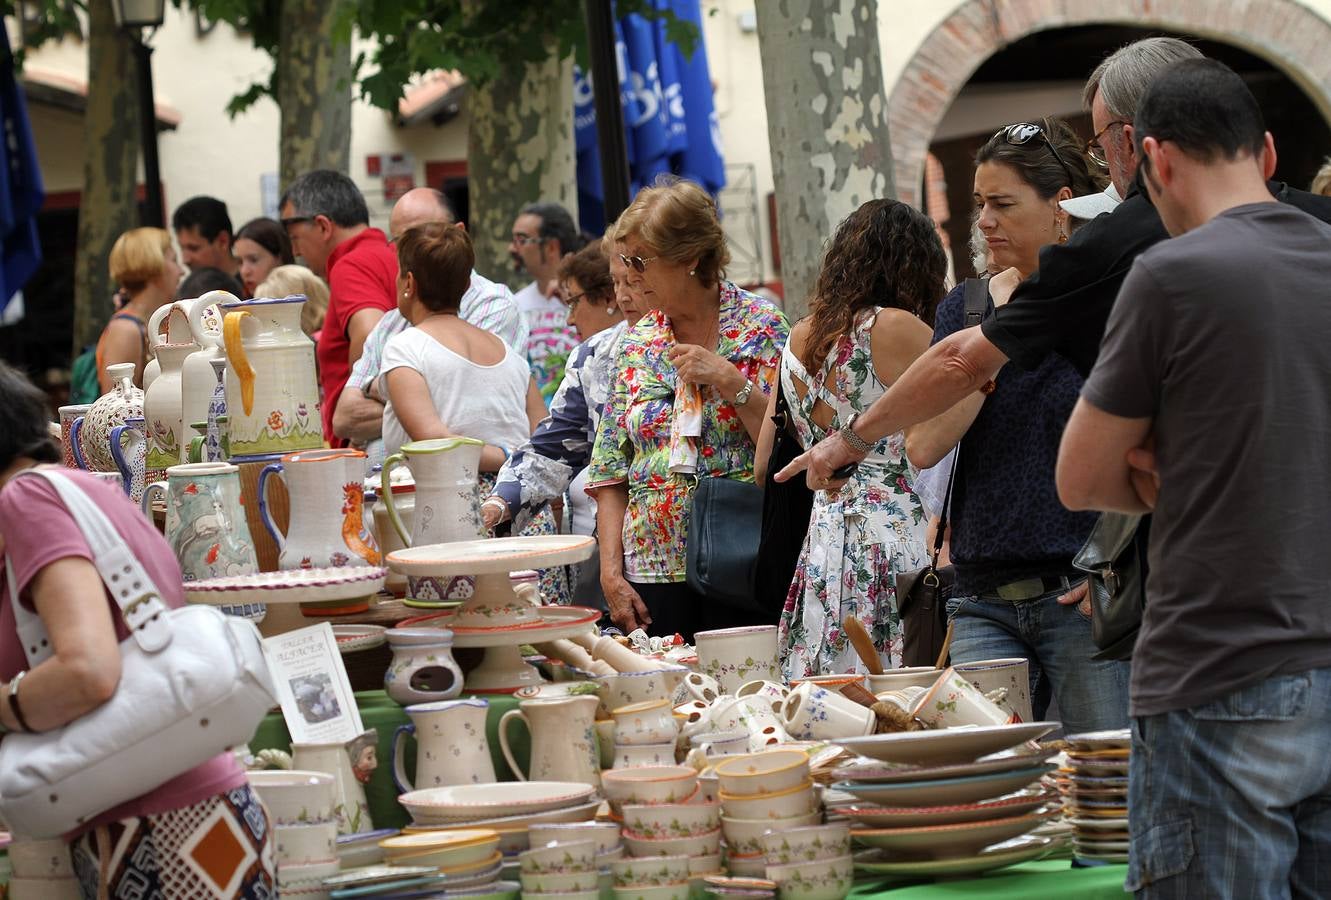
[258, 448, 381, 570]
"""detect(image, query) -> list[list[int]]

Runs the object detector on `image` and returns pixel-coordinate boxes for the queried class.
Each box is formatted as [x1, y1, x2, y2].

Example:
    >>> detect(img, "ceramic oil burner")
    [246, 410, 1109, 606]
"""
[392, 698, 495, 791]
[735, 679, 791, 715]
[694, 625, 781, 694]
[58, 404, 90, 469]
[384, 627, 465, 705]
[499, 695, 601, 788]
[381, 437, 485, 602]
[260, 448, 381, 570]
[109, 416, 148, 504]
[291, 729, 379, 836]
[79, 363, 145, 473]
[222, 294, 322, 460]
[141, 462, 260, 581]
[205, 356, 228, 462]
[953, 657, 1033, 723]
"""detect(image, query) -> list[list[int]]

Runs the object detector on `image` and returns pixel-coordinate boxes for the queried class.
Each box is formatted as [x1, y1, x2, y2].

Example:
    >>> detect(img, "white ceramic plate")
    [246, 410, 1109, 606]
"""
[833, 748, 1058, 784]
[1065, 729, 1131, 750]
[830, 789, 1057, 828]
[184, 566, 387, 606]
[833, 722, 1059, 766]
[850, 810, 1060, 859]
[834, 764, 1055, 808]
[399, 782, 598, 823]
[333, 624, 387, 653]
[852, 835, 1062, 878]
[387, 536, 596, 576]
[1068, 816, 1129, 830]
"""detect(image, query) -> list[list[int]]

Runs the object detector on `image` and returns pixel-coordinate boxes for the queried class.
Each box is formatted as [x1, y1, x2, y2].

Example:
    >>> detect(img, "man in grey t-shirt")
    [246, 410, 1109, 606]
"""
[1058, 60, 1331, 898]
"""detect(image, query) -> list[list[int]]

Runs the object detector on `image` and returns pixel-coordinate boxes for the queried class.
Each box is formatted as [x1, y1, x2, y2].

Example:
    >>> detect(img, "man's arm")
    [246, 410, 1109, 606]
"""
[332, 386, 386, 443]
[1056, 398, 1154, 514]
[346, 307, 385, 369]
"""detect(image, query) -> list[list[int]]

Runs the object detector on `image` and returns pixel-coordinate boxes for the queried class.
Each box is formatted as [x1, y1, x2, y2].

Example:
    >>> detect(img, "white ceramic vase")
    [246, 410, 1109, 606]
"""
[142, 340, 192, 472]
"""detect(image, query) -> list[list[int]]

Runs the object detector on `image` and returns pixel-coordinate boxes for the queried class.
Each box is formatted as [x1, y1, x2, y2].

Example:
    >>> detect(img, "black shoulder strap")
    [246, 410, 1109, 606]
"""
[962, 277, 989, 329]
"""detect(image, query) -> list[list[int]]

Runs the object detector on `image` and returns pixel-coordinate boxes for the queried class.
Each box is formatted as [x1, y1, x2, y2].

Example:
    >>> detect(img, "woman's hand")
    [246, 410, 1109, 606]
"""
[988, 267, 1023, 308]
[481, 497, 509, 530]
[602, 574, 651, 633]
[668, 345, 744, 394]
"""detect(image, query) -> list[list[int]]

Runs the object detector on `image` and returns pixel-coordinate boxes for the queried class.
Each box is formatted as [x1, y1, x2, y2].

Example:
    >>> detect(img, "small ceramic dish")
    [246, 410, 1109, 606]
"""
[601, 765, 699, 809]
[381, 829, 500, 869]
[335, 827, 398, 869]
[332, 624, 387, 653]
[399, 781, 598, 823]
[758, 823, 850, 865]
[764, 854, 853, 900]
[622, 803, 721, 839]
[527, 821, 622, 855]
[714, 749, 810, 797]
[622, 828, 722, 859]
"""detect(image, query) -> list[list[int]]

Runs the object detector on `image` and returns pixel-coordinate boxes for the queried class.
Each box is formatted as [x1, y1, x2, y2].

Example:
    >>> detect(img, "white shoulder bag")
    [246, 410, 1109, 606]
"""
[0, 468, 277, 838]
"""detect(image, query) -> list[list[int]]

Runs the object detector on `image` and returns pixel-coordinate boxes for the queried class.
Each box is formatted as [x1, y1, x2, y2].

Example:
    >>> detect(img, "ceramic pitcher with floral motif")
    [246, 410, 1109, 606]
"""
[258, 448, 380, 570]
[498, 695, 601, 789]
[140, 462, 259, 582]
[391, 698, 495, 792]
[221, 294, 321, 460]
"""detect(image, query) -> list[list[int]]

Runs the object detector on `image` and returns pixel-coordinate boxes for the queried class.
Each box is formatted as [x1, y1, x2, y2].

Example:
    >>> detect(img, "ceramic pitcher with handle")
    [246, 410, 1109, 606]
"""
[380, 437, 484, 601]
[259, 448, 381, 569]
[142, 339, 193, 472]
[141, 462, 260, 582]
[109, 416, 148, 504]
[291, 729, 378, 836]
[178, 291, 230, 456]
[221, 294, 321, 460]
[498, 695, 601, 788]
[391, 698, 495, 792]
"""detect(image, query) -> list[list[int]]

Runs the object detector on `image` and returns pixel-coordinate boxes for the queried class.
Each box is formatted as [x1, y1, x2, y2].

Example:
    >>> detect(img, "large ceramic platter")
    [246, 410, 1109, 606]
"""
[404, 798, 601, 836]
[830, 788, 1057, 828]
[833, 722, 1058, 766]
[387, 536, 595, 576]
[184, 566, 387, 606]
[851, 809, 1061, 859]
[399, 782, 598, 825]
[833, 765, 1056, 808]
[832, 747, 1059, 784]
[400, 606, 602, 650]
[852, 835, 1062, 878]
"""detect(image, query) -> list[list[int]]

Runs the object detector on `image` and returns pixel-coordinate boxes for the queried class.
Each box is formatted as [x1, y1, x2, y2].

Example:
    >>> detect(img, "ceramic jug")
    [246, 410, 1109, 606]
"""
[291, 729, 378, 836]
[381, 437, 484, 601]
[222, 294, 322, 460]
[78, 363, 145, 473]
[141, 462, 260, 581]
[205, 357, 228, 462]
[259, 448, 381, 569]
[179, 291, 231, 455]
[58, 404, 91, 469]
[499, 695, 601, 788]
[391, 698, 496, 792]
[109, 416, 148, 504]
[142, 339, 193, 471]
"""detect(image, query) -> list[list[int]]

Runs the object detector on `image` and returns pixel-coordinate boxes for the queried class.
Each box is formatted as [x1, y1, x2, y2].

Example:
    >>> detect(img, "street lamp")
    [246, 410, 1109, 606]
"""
[112, 0, 167, 228]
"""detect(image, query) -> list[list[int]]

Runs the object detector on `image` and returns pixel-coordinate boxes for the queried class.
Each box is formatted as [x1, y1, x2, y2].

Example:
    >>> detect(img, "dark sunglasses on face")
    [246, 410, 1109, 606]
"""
[999, 120, 1076, 188]
[618, 253, 659, 273]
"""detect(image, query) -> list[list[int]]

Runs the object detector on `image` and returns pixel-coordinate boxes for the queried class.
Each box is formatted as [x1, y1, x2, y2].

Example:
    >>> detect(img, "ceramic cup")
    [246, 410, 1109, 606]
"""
[910, 666, 1011, 729]
[694, 626, 780, 694]
[613, 741, 679, 769]
[782, 682, 877, 741]
[612, 699, 679, 745]
[953, 657, 1033, 723]
[725, 696, 789, 751]
[735, 679, 790, 715]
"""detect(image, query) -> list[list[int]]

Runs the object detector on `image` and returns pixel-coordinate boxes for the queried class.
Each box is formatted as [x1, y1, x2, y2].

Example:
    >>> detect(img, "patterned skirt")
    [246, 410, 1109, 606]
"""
[70, 784, 275, 899]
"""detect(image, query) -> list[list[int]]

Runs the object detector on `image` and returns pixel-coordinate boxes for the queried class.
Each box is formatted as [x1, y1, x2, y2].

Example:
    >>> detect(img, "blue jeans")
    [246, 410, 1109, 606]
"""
[946, 584, 1129, 735]
[1128, 668, 1331, 899]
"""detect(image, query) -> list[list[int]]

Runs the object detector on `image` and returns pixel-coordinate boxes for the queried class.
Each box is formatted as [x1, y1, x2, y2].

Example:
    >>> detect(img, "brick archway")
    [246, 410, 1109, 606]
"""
[888, 0, 1331, 208]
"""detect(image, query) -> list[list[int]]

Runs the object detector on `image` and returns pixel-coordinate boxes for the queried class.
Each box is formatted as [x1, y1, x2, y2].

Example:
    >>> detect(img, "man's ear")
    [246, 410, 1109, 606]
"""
[1261, 131, 1278, 180]
[1121, 123, 1137, 169]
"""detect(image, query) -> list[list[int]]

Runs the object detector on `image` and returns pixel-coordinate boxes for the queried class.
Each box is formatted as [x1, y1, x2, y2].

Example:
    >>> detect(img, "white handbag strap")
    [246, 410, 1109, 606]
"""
[5, 468, 172, 668]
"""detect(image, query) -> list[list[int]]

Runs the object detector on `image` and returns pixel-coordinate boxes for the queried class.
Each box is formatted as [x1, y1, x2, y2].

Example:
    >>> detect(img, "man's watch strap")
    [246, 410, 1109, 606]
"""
[839, 413, 874, 454]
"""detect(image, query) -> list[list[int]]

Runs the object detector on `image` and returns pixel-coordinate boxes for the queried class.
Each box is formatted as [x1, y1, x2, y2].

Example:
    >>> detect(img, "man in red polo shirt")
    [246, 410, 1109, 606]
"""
[280, 170, 397, 444]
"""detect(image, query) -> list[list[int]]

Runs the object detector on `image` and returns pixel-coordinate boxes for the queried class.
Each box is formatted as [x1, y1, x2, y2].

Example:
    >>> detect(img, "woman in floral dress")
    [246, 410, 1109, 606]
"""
[768, 200, 948, 678]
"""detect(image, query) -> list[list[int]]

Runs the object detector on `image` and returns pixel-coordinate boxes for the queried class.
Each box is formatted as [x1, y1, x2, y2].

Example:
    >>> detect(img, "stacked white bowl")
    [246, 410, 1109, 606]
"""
[529, 821, 625, 894]
[610, 698, 681, 769]
[518, 838, 601, 900]
[715, 749, 822, 879]
[759, 823, 854, 900]
[247, 769, 340, 898]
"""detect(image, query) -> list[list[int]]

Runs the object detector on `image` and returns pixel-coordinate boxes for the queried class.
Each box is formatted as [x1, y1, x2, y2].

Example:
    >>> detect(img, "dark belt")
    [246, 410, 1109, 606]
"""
[982, 575, 1076, 602]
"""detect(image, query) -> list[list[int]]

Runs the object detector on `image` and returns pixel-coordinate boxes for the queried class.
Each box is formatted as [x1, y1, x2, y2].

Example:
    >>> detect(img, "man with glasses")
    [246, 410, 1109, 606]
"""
[509, 202, 584, 404]
[280, 170, 397, 445]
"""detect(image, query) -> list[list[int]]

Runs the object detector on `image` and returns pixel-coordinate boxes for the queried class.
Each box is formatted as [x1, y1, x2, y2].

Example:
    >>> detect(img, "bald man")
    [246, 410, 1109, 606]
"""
[332, 187, 528, 458]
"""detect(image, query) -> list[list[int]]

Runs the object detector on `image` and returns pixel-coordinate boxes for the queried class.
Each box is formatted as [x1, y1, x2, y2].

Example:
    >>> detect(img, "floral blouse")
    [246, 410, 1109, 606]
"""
[587, 282, 789, 583]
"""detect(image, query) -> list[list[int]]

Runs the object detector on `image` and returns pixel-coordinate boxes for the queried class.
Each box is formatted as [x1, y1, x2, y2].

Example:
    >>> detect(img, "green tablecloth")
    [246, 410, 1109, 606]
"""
[851, 859, 1128, 898]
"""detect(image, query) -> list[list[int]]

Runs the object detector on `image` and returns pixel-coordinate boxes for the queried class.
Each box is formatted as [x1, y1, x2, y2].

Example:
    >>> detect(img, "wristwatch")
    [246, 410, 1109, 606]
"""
[839, 412, 874, 454]
[733, 380, 754, 407]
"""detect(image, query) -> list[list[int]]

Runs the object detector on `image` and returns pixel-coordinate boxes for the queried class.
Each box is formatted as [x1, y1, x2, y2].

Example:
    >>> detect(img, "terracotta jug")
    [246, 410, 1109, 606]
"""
[391, 698, 495, 791]
[78, 363, 145, 473]
[259, 448, 381, 569]
[221, 294, 321, 460]
[381, 437, 484, 601]
[141, 462, 260, 582]
[498, 695, 601, 788]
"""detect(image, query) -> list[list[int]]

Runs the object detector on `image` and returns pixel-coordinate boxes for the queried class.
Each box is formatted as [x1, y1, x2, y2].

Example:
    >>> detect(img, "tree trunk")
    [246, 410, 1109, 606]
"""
[755, 0, 895, 318]
[277, 0, 352, 188]
[466, 45, 578, 284]
[71, 0, 140, 357]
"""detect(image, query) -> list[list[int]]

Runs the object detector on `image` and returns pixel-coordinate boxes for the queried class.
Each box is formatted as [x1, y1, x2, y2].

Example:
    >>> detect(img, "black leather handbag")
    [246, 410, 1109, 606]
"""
[752, 380, 816, 614]
[1073, 511, 1148, 660]
[685, 474, 763, 610]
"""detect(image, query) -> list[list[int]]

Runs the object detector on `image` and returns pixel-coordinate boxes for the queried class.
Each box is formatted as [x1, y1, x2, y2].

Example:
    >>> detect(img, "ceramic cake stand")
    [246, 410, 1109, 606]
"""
[386, 535, 600, 692]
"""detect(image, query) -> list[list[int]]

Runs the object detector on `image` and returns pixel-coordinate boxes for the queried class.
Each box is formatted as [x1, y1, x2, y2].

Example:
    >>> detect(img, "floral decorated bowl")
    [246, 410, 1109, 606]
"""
[719, 781, 818, 821]
[621, 803, 721, 839]
[611, 854, 691, 887]
[764, 854, 854, 900]
[714, 749, 810, 797]
[720, 811, 822, 858]
[518, 839, 598, 874]
[622, 828, 721, 859]
[521, 869, 601, 893]
[601, 766, 698, 811]
[759, 823, 851, 865]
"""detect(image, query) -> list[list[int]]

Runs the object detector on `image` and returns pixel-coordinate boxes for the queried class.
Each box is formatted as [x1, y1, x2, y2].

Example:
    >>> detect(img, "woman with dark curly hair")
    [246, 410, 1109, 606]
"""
[768, 199, 947, 677]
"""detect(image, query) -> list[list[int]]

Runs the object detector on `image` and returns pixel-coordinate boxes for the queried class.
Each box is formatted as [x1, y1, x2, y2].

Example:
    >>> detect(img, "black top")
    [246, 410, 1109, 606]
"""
[982, 182, 1331, 376]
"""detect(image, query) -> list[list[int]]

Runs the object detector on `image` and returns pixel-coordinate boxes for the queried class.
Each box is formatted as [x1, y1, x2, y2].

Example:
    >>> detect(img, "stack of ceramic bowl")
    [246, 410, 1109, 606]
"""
[336, 827, 401, 869]
[828, 724, 1067, 880]
[529, 821, 625, 888]
[611, 853, 694, 900]
[248, 769, 341, 896]
[759, 823, 854, 900]
[602, 766, 699, 818]
[1062, 729, 1130, 863]
[377, 829, 503, 887]
[611, 698, 682, 769]
[716, 749, 822, 878]
[518, 838, 601, 900]
[621, 800, 723, 879]
[396, 781, 600, 855]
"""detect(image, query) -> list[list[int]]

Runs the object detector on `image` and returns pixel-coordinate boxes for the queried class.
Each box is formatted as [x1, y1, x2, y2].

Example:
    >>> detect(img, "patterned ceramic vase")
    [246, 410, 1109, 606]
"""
[205, 357, 228, 462]
[258, 448, 381, 570]
[222, 294, 322, 460]
[141, 462, 260, 582]
[79, 363, 144, 473]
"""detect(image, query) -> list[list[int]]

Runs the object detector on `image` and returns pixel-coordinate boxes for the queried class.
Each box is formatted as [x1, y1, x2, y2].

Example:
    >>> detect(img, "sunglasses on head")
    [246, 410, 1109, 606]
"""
[999, 120, 1076, 188]
[618, 253, 658, 273]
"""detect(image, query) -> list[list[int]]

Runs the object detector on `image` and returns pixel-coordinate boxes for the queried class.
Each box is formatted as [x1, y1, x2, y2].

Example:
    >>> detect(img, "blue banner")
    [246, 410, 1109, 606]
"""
[0, 26, 44, 314]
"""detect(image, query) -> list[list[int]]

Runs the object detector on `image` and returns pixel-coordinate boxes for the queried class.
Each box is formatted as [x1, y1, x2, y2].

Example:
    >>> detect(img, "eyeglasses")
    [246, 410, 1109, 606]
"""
[511, 233, 546, 247]
[561, 290, 590, 307]
[618, 253, 658, 273]
[1086, 120, 1129, 168]
[999, 121, 1075, 188]
[280, 215, 314, 229]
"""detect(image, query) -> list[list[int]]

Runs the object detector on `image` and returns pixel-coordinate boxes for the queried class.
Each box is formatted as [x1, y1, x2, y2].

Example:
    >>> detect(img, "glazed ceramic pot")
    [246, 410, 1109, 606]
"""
[384, 628, 465, 705]
[205, 357, 228, 462]
[80, 363, 145, 473]
[381, 437, 485, 602]
[392, 698, 495, 791]
[260, 448, 381, 570]
[222, 294, 322, 460]
[141, 462, 260, 582]
[694, 626, 780, 694]
[109, 416, 148, 504]
[143, 340, 193, 471]
[58, 404, 91, 469]
[499, 695, 601, 788]
[291, 729, 379, 836]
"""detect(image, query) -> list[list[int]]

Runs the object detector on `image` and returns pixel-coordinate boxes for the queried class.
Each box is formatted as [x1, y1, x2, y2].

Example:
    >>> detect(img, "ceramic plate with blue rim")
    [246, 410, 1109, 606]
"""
[833, 722, 1059, 766]
[834, 764, 1056, 807]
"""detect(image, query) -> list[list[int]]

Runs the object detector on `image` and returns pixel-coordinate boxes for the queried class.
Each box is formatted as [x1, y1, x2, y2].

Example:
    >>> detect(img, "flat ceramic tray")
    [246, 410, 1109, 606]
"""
[834, 722, 1058, 766]
[852, 835, 1061, 878]
[387, 535, 595, 576]
[833, 747, 1058, 784]
[851, 810, 1060, 859]
[830, 788, 1057, 828]
[1065, 729, 1131, 750]
[184, 566, 387, 606]
[834, 764, 1056, 808]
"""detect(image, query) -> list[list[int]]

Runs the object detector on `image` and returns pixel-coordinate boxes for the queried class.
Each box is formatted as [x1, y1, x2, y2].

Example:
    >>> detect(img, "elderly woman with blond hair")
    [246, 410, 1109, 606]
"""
[97, 227, 183, 392]
[587, 179, 789, 639]
[256, 264, 331, 339]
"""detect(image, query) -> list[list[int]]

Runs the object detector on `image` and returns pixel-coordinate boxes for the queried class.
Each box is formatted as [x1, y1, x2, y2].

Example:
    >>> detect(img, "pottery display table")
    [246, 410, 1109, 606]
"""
[850, 859, 1128, 898]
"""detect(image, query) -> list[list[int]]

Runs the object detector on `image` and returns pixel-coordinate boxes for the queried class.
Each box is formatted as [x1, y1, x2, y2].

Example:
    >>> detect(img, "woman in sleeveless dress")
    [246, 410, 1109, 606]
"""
[764, 200, 949, 678]
[96, 228, 183, 392]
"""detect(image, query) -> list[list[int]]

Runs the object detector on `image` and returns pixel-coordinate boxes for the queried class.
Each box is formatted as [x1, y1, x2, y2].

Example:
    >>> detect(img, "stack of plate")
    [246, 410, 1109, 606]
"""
[396, 782, 600, 856]
[829, 723, 1068, 879]
[1061, 729, 1131, 863]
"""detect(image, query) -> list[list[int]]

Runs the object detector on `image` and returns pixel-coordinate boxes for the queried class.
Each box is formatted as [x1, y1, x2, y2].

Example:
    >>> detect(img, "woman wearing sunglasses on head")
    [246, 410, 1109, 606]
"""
[586, 178, 789, 640]
[905, 118, 1130, 734]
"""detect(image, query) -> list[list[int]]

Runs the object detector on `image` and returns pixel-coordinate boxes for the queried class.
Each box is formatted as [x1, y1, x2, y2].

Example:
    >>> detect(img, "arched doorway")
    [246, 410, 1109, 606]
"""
[889, 0, 1331, 211]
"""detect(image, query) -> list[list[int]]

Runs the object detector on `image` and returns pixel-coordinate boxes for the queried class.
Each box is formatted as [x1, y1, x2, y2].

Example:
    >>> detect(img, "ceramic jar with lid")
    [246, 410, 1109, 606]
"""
[384, 628, 465, 705]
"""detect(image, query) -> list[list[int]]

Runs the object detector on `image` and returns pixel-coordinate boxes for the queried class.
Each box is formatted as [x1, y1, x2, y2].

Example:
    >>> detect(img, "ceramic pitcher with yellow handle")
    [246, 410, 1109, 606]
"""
[221, 294, 321, 460]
